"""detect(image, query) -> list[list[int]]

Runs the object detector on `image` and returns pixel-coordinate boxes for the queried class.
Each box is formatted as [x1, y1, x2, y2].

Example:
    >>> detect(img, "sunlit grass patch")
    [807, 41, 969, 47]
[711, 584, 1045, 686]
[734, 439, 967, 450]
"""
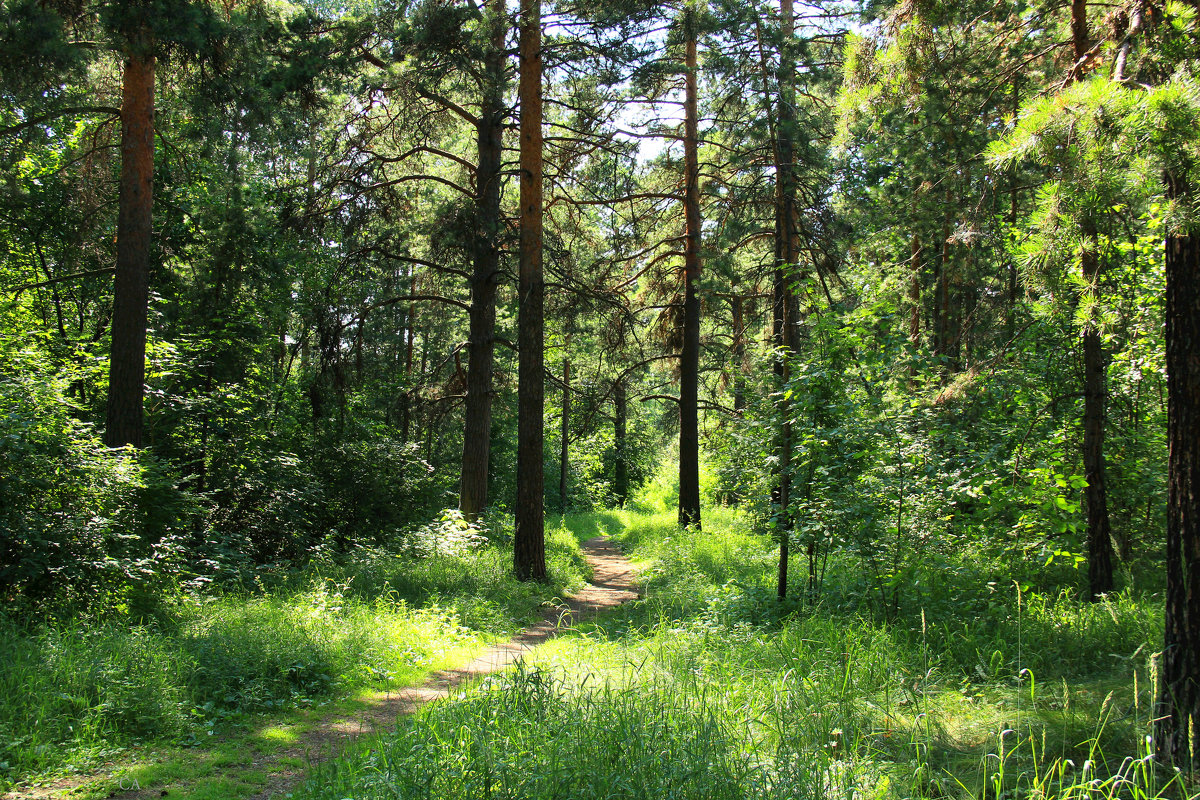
[253, 723, 302, 750]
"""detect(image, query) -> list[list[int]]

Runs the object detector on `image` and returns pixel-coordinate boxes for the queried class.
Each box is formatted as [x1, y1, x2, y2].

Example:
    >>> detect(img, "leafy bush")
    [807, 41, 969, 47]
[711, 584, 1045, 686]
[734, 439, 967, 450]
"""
[400, 508, 489, 558]
[0, 340, 194, 615]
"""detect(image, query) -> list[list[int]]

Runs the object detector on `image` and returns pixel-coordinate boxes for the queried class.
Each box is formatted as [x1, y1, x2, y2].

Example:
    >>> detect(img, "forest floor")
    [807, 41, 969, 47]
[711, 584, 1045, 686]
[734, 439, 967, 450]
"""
[3, 536, 640, 800]
[282, 507, 1172, 800]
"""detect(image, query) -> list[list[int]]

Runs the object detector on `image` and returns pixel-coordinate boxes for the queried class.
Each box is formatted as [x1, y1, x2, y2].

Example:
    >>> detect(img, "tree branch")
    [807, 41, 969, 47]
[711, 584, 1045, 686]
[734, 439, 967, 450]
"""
[6, 267, 115, 298]
[0, 106, 121, 137]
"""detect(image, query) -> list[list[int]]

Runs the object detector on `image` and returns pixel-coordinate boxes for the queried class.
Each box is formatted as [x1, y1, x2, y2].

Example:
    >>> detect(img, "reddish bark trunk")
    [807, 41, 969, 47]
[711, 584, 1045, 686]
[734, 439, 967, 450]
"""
[514, 0, 546, 582]
[1072, 0, 1090, 61]
[105, 49, 155, 448]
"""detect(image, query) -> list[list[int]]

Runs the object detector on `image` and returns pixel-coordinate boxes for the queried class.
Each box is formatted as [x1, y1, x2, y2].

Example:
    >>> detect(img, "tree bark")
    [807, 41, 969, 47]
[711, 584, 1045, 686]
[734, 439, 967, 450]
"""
[514, 0, 546, 582]
[678, 2, 703, 530]
[909, 234, 921, 379]
[938, 215, 953, 373]
[458, 0, 506, 520]
[773, 0, 801, 598]
[1081, 221, 1116, 599]
[1063, 1, 1115, 599]
[1007, 78, 1021, 341]
[1071, 0, 1090, 61]
[732, 293, 746, 414]
[104, 47, 155, 448]
[560, 358, 570, 510]
[1156, 172, 1200, 769]
[401, 265, 416, 442]
[614, 378, 629, 505]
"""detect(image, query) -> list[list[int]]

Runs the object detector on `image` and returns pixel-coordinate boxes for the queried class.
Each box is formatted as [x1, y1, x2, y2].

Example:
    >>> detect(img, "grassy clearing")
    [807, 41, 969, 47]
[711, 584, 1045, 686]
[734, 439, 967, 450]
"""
[295, 506, 1181, 800]
[0, 523, 588, 793]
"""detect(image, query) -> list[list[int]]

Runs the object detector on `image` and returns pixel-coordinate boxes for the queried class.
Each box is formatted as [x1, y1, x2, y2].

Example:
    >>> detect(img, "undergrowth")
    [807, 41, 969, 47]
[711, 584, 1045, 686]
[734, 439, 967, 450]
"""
[295, 506, 1184, 800]
[0, 519, 587, 789]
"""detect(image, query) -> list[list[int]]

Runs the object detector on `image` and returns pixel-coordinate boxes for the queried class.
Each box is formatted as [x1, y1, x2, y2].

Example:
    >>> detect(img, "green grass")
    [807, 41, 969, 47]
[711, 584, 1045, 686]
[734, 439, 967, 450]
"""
[292, 506, 1183, 800]
[0, 525, 588, 792]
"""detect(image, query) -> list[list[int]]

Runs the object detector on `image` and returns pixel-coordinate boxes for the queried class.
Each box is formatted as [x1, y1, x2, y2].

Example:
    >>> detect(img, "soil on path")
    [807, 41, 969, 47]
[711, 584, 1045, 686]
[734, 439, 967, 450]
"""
[9, 536, 638, 800]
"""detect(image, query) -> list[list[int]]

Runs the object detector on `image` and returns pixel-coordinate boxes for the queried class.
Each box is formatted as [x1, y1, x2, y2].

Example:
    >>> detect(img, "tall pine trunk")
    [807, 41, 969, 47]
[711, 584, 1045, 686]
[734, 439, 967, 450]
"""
[105, 47, 155, 448]
[773, 0, 801, 598]
[458, 0, 506, 520]
[1065, 0, 1114, 599]
[514, 0, 546, 582]
[1081, 224, 1115, 599]
[678, 2, 702, 530]
[1157, 173, 1200, 769]
[560, 358, 570, 510]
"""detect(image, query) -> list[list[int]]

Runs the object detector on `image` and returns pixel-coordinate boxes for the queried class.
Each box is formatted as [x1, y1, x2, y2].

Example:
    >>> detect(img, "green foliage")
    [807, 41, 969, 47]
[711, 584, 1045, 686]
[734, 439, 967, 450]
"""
[0, 590, 469, 783]
[295, 510, 1170, 800]
[299, 663, 827, 800]
[0, 521, 588, 787]
[0, 338, 194, 614]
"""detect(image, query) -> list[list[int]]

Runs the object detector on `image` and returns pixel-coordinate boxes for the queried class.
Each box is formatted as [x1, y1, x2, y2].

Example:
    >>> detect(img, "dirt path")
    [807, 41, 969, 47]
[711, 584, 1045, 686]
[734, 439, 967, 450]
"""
[15, 536, 637, 800]
[245, 535, 639, 799]
[249, 534, 643, 800]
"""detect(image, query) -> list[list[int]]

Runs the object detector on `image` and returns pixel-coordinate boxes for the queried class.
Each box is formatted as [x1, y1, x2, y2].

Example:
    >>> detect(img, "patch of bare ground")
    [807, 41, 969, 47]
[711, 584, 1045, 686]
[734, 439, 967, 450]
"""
[5, 536, 637, 800]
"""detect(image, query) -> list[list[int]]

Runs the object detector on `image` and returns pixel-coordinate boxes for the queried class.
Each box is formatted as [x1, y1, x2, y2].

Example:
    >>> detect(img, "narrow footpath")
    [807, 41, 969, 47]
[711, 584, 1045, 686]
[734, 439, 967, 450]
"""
[251, 535, 639, 799]
[78, 536, 638, 800]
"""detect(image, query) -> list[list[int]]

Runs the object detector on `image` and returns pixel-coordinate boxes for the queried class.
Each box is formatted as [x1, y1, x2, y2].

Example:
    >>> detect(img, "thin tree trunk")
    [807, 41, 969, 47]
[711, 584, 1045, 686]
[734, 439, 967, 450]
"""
[458, 0, 506, 520]
[1081, 221, 1116, 599]
[514, 0, 546, 582]
[614, 378, 628, 505]
[195, 135, 243, 493]
[1007, 78, 1020, 341]
[678, 1, 702, 530]
[950, 250, 964, 372]
[732, 293, 746, 414]
[1064, 1, 1114, 599]
[909, 234, 921, 379]
[402, 264, 416, 442]
[938, 217, 953, 374]
[105, 47, 155, 448]
[560, 358, 570, 510]
[1156, 172, 1200, 769]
